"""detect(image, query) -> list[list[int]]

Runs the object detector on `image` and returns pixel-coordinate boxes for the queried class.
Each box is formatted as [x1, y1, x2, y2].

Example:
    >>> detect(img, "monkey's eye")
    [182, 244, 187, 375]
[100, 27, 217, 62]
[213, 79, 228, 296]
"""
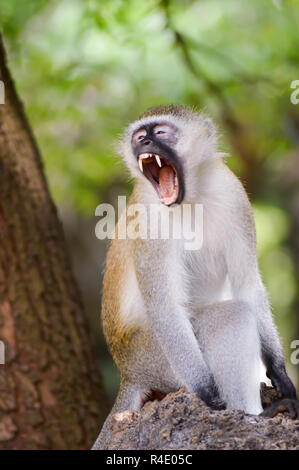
[153, 124, 174, 138]
[133, 129, 147, 142]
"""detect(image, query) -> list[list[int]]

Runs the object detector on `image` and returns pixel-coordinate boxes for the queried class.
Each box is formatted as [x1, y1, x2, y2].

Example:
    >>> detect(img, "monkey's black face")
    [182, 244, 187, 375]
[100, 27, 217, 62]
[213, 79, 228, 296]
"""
[131, 122, 185, 206]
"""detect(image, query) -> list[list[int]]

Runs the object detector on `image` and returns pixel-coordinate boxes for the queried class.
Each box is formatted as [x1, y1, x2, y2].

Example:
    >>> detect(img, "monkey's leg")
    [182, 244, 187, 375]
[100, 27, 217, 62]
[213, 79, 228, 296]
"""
[192, 300, 263, 415]
[91, 381, 144, 450]
[260, 398, 299, 419]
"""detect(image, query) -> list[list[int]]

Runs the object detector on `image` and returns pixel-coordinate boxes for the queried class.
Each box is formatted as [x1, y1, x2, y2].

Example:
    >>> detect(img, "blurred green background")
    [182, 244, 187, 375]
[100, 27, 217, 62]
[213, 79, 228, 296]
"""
[1, 0, 298, 402]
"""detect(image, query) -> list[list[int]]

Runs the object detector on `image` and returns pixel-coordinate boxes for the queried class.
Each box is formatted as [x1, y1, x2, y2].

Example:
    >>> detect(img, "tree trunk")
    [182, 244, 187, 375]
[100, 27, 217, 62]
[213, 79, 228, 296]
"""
[103, 388, 299, 450]
[0, 34, 107, 449]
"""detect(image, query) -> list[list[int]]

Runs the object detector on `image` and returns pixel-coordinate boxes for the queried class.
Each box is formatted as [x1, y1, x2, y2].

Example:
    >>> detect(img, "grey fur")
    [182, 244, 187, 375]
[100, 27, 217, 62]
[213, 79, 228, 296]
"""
[92, 107, 296, 449]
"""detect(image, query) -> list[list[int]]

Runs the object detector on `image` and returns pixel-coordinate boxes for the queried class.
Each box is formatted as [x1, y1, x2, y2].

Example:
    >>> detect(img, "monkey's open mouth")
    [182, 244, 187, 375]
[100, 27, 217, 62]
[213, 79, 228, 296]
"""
[138, 153, 179, 206]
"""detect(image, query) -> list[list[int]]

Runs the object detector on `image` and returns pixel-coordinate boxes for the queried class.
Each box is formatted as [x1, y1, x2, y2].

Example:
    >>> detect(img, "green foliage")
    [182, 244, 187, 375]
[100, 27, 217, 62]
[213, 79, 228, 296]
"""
[0, 0, 298, 211]
[1, 0, 298, 383]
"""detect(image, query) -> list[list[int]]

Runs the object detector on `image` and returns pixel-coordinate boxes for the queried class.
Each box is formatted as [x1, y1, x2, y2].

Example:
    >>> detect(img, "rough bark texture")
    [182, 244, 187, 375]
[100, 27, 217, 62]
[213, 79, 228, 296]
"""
[103, 387, 299, 450]
[0, 34, 107, 449]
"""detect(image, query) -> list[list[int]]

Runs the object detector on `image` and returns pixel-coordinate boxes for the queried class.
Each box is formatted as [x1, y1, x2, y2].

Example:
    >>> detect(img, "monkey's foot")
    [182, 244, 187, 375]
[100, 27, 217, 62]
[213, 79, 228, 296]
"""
[209, 397, 226, 411]
[260, 398, 299, 419]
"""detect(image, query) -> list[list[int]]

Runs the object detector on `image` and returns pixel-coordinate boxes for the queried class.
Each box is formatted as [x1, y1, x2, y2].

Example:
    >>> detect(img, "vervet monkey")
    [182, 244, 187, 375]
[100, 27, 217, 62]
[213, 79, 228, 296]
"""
[92, 105, 298, 449]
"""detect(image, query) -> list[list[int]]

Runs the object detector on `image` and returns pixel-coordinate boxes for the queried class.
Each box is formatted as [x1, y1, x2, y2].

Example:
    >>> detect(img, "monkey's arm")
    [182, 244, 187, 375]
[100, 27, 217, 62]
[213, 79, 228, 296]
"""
[233, 272, 296, 400]
[133, 237, 223, 409]
[256, 284, 297, 400]
[226, 203, 297, 401]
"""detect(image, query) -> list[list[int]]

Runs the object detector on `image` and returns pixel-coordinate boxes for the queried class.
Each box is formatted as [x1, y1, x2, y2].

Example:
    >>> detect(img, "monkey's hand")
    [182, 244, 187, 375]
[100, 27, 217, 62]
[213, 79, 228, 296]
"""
[266, 365, 297, 400]
[261, 398, 299, 419]
[197, 378, 226, 411]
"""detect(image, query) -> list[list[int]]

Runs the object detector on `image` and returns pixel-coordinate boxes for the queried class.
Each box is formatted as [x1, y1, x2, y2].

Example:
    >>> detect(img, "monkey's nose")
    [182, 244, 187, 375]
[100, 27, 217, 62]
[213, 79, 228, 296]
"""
[143, 139, 151, 145]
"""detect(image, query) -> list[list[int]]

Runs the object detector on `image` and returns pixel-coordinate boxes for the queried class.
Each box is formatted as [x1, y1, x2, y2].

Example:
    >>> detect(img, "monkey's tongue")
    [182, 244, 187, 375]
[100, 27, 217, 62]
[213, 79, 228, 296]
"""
[159, 166, 177, 205]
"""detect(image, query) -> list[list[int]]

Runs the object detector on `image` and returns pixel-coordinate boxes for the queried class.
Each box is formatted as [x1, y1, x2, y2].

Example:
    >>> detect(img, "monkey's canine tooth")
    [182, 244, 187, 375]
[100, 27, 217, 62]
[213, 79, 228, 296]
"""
[139, 158, 143, 173]
[155, 155, 162, 167]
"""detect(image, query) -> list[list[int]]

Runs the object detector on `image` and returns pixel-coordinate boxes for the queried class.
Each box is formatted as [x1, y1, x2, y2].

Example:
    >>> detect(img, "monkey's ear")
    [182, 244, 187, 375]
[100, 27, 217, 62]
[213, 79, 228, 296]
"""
[203, 118, 216, 138]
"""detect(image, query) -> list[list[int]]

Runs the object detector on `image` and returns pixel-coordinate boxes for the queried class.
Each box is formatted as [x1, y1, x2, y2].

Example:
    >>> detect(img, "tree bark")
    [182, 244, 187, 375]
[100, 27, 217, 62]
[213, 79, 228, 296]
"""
[0, 34, 107, 449]
[103, 388, 299, 450]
